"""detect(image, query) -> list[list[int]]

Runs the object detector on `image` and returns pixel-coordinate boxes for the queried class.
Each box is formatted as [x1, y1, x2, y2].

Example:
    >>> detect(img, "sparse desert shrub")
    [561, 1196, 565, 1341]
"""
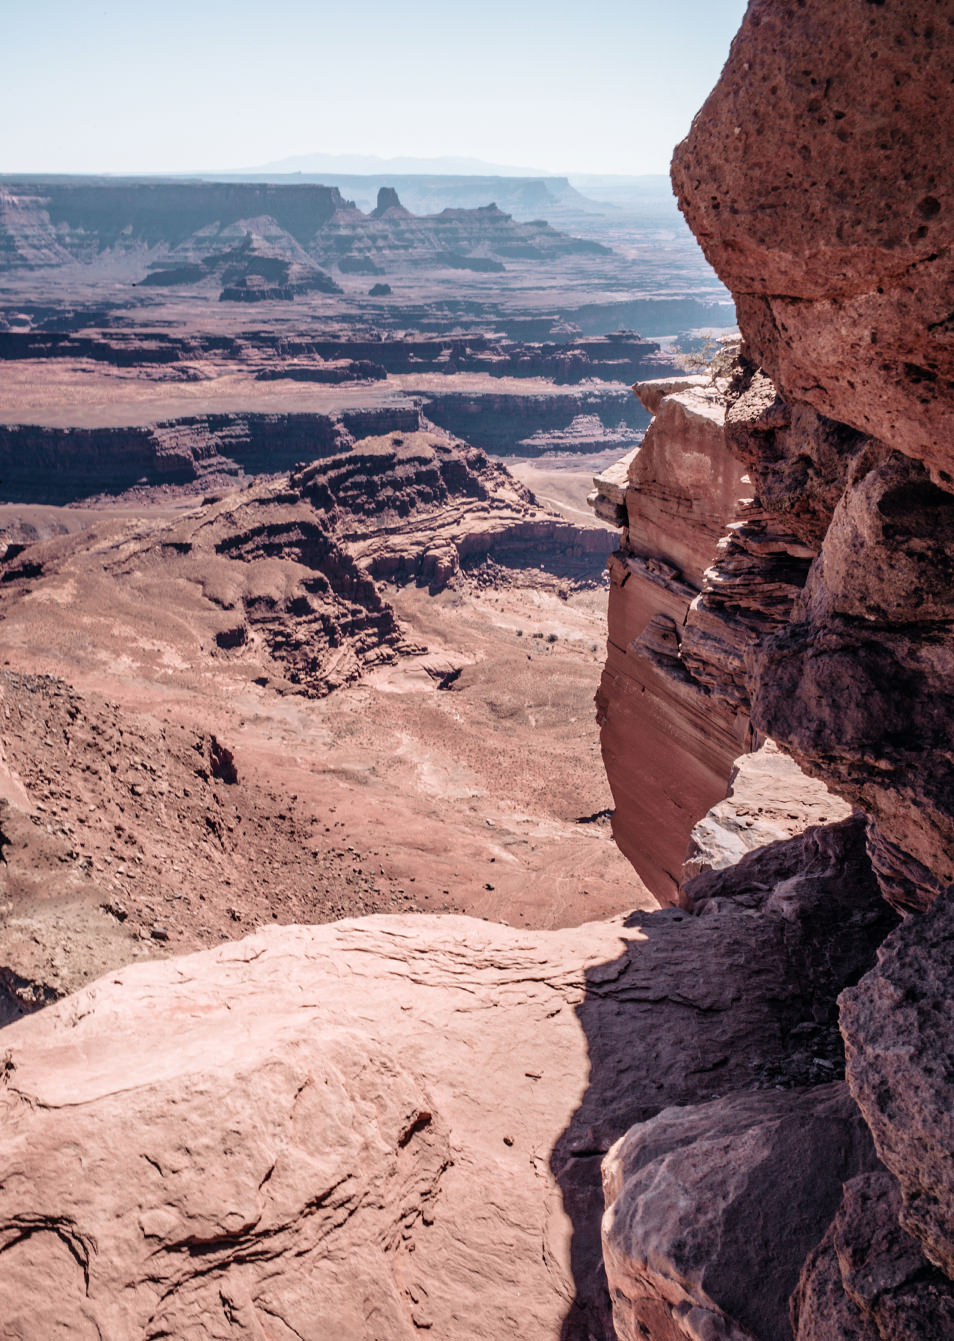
[671, 330, 739, 383]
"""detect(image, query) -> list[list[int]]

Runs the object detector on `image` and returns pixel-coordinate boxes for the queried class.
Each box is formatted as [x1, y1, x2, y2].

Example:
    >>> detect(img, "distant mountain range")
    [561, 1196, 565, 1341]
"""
[247, 155, 679, 205]
[210, 156, 683, 222]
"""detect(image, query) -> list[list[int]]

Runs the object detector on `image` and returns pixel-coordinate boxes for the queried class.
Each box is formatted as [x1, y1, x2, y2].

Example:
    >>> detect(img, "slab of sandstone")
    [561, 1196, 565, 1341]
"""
[683, 739, 852, 884]
[0, 885, 892, 1340]
[633, 375, 710, 417]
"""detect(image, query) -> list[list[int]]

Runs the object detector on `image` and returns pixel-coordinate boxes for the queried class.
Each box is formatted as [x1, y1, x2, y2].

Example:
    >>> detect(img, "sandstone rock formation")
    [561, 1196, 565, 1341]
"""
[792, 1172, 954, 1340]
[0, 324, 669, 504]
[670, 0, 954, 479]
[0, 836, 893, 1340]
[0, 431, 610, 700]
[0, 179, 608, 291]
[682, 739, 852, 884]
[602, 1085, 878, 1341]
[600, 1, 954, 1336]
[841, 888, 954, 1284]
[590, 379, 753, 899]
[0, 411, 356, 504]
[6, 5, 954, 1338]
[590, 365, 860, 903]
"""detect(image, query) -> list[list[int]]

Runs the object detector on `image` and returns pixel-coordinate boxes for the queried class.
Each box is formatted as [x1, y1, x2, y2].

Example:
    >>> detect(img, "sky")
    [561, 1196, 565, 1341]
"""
[2, 0, 748, 177]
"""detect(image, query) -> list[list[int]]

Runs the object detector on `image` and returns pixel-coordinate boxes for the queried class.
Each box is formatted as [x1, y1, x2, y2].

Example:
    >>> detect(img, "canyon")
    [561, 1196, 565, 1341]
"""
[2, 3, 953, 1339]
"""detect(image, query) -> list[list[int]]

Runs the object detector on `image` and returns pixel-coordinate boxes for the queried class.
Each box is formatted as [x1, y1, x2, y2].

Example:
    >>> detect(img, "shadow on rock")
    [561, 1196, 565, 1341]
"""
[550, 817, 897, 1339]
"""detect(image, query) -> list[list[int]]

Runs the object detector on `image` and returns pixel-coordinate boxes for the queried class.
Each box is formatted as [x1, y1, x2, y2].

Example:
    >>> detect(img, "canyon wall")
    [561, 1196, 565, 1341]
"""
[0, 179, 606, 283]
[0, 413, 355, 502]
[600, 2, 954, 1337]
[590, 376, 754, 898]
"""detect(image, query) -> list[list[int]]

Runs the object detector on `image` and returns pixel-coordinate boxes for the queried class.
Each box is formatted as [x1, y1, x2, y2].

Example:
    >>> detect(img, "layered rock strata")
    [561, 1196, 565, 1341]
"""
[0, 431, 611, 699]
[590, 376, 801, 900]
[0, 180, 608, 289]
[0, 327, 671, 386]
[0, 390, 652, 506]
[590, 380, 746, 900]
[601, 1, 954, 1336]
[0, 412, 356, 503]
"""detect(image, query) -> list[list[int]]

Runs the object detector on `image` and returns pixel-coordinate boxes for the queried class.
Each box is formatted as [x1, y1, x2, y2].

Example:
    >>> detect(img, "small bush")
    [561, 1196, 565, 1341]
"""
[670, 330, 739, 383]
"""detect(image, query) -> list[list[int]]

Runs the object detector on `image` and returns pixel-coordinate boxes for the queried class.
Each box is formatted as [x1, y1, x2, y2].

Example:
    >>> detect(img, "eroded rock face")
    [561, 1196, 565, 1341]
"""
[792, 1172, 954, 1341]
[0, 431, 609, 700]
[591, 370, 847, 902]
[671, 0, 954, 482]
[591, 382, 753, 900]
[751, 448, 954, 912]
[681, 817, 898, 1047]
[841, 887, 954, 1281]
[591, 816, 893, 1341]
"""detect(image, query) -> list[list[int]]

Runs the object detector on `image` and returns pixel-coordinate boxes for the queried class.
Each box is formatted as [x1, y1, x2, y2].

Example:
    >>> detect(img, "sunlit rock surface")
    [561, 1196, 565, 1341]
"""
[0, 862, 893, 1340]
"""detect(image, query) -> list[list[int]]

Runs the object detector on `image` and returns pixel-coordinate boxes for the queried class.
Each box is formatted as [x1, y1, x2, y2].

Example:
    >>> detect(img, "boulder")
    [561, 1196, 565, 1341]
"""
[602, 1084, 879, 1341]
[672, 0, 954, 483]
[0, 881, 895, 1339]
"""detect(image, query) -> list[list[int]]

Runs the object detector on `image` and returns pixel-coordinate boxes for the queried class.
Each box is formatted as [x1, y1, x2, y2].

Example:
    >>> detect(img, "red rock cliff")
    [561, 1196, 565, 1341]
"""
[601, 2, 954, 1337]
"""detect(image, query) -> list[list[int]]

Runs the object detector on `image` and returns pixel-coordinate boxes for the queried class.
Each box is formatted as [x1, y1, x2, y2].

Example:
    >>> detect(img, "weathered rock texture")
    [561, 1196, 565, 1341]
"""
[0, 430, 610, 699]
[602, 1084, 878, 1341]
[792, 1172, 954, 1341]
[671, 0, 954, 480]
[749, 444, 954, 914]
[0, 849, 893, 1341]
[841, 888, 954, 1284]
[600, 1, 954, 1336]
[591, 381, 753, 900]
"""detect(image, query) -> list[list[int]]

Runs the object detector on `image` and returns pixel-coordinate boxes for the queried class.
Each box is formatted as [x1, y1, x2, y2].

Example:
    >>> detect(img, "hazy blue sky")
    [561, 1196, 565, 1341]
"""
[3, 0, 748, 176]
